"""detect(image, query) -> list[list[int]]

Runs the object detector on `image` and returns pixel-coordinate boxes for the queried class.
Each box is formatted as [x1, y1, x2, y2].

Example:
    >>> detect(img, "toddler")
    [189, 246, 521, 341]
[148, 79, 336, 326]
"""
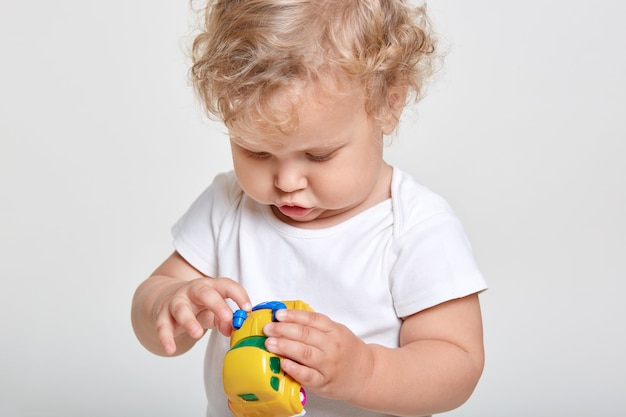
[132, 0, 487, 416]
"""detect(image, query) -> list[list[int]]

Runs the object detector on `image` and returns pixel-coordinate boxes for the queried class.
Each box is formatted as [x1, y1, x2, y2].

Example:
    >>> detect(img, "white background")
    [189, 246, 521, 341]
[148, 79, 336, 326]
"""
[1, 1, 624, 416]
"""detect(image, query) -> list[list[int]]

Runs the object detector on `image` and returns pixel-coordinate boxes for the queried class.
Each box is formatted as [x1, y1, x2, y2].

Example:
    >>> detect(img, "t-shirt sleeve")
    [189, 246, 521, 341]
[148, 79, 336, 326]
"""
[171, 172, 241, 277]
[390, 210, 487, 319]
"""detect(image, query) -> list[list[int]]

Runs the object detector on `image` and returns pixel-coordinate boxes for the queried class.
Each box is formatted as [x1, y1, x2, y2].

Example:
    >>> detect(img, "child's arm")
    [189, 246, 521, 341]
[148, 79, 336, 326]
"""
[131, 251, 251, 356]
[263, 294, 484, 416]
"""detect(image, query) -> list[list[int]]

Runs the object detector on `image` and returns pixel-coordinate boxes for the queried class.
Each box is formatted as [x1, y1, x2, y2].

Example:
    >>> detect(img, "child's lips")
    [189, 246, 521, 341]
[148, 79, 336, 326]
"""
[276, 205, 314, 218]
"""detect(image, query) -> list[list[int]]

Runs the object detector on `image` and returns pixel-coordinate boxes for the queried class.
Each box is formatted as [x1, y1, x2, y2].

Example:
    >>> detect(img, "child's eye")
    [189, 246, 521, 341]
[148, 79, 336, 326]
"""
[306, 152, 334, 163]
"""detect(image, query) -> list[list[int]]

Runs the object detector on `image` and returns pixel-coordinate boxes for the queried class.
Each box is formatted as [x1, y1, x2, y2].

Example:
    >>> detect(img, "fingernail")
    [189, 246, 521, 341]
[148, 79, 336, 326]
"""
[265, 337, 277, 350]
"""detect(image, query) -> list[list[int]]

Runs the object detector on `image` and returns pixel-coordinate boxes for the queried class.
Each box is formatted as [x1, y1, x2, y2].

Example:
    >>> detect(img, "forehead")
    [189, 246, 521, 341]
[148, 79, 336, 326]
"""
[229, 78, 369, 146]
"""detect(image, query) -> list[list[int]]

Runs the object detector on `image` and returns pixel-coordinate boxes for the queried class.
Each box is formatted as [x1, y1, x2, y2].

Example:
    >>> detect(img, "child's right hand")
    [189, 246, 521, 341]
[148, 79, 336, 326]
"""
[154, 276, 251, 355]
[132, 252, 251, 356]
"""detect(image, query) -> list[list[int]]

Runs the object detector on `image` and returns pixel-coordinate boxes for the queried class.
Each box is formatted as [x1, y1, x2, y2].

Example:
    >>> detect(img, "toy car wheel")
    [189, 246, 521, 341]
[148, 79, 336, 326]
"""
[300, 387, 306, 406]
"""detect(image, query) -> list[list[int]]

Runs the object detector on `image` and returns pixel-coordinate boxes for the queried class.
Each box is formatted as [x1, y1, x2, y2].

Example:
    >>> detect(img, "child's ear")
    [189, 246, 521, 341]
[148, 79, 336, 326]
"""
[381, 84, 408, 135]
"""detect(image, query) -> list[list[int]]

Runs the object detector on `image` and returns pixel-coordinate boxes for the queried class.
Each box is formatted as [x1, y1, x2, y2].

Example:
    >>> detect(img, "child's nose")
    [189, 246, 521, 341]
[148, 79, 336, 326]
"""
[274, 162, 307, 192]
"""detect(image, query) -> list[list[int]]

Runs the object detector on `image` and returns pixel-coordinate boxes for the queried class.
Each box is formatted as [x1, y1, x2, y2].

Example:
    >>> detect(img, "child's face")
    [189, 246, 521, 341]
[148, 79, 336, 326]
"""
[229, 85, 397, 228]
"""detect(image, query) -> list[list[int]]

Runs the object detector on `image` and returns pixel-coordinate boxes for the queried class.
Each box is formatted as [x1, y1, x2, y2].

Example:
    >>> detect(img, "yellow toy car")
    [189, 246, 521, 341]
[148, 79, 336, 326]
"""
[223, 301, 312, 417]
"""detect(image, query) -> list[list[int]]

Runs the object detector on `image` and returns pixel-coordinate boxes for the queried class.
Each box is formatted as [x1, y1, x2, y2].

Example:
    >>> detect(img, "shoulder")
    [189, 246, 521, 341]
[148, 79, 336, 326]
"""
[171, 171, 244, 275]
[172, 170, 244, 235]
[390, 166, 456, 233]
[187, 171, 244, 213]
[388, 168, 487, 316]
[209, 170, 243, 201]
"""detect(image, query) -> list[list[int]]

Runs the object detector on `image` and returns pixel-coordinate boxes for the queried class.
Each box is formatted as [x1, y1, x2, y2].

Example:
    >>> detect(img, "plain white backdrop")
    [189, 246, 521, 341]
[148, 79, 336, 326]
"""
[1, 1, 624, 416]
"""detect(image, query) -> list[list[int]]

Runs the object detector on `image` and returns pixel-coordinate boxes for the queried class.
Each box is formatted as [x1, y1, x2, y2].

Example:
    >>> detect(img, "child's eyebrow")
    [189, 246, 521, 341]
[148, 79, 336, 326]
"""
[305, 143, 345, 153]
[230, 131, 350, 153]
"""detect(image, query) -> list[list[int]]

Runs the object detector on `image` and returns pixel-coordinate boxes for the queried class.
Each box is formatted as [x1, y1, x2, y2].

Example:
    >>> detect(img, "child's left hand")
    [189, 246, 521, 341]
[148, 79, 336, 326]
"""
[263, 308, 374, 402]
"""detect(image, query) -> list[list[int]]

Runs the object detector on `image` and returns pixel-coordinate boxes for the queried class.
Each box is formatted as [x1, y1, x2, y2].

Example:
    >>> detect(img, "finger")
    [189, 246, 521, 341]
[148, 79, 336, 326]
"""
[195, 309, 217, 330]
[264, 320, 319, 344]
[196, 308, 233, 336]
[170, 295, 205, 339]
[265, 332, 323, 368]
[216, 318, 234, 337]
[189, 282, 235, 324]
[267, 313, 332, 348]
[155, 312, 177, 356]
[275, 309, 331, 331]
[190, 278, 251, 322]
[216, 277, 252, 311]
[279, 357, 323, 387]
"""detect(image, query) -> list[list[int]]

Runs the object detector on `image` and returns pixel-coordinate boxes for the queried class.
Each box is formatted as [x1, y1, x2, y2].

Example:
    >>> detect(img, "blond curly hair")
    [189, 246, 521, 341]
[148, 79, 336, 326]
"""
[190, 0, 437, 136]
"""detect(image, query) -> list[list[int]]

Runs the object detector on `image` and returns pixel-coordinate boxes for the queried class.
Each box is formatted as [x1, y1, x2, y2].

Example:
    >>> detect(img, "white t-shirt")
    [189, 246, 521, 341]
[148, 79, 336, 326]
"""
[172, 167, 487, 417]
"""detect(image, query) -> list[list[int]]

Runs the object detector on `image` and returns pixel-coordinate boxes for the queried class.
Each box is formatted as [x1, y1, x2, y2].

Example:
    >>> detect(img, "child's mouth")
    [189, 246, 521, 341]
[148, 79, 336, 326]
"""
[276, 205, 314, 219]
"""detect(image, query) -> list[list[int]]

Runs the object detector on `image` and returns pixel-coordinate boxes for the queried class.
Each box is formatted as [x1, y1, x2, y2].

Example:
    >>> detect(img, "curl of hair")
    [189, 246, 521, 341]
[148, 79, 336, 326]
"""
[189, 0, 438, 135]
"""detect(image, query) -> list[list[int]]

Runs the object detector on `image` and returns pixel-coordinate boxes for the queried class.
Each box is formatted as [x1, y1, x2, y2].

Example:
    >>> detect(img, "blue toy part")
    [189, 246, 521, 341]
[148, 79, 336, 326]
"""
[232, 301, 287, 330]
[232, 309, 248, 330]
[252, 301, 287, 322]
